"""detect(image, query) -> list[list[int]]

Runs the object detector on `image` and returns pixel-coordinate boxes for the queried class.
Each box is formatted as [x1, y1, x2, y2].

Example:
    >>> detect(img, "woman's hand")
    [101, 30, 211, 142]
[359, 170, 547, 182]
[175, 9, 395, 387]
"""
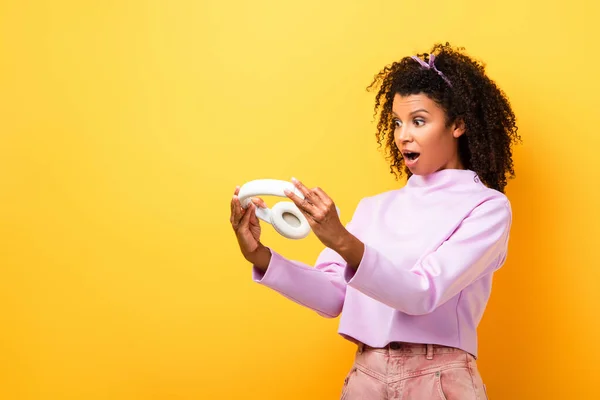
[230, 186, 270, 270]
[284, 178, 349, 251]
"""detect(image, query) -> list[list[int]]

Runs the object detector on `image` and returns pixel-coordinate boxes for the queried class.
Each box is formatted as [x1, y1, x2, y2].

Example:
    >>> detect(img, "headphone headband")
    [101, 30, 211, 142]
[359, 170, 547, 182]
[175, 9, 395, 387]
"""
[237, 179, 304, 207]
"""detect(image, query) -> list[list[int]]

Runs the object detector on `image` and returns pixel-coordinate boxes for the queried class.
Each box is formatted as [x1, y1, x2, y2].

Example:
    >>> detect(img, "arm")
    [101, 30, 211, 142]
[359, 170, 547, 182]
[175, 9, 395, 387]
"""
[252, 246, 350, 318]
[251, 199, 367, 318]
[334, 197, 512, 315]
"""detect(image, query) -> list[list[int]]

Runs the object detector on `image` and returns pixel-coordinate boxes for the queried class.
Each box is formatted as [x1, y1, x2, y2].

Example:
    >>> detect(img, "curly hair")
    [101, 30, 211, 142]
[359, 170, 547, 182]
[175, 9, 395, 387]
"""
[366, 42, 521, 193]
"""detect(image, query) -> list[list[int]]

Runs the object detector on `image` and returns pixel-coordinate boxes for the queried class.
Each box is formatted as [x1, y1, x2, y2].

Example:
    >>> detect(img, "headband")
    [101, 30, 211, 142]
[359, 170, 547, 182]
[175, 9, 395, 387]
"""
[410, 53, 452, 87]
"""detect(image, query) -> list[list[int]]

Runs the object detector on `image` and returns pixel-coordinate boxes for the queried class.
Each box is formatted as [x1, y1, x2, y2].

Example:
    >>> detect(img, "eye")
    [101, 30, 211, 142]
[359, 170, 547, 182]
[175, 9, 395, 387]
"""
[393, 118, 402, 128]
[414, 118, 425, 127]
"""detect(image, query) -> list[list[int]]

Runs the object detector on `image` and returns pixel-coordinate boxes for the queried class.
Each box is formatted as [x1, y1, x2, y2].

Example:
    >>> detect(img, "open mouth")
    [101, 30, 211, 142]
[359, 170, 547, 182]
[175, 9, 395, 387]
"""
[403, 151, 420, 164]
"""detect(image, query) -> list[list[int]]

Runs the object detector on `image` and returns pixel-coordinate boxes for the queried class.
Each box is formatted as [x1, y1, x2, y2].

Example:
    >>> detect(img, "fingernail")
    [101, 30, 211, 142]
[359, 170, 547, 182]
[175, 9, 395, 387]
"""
[291, 177, 297, 182]
[284, 189, 290, 195]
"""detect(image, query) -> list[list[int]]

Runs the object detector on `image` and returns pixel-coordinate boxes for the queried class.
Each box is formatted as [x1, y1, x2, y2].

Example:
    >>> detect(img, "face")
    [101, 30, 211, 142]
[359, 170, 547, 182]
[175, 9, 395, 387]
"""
[392, 93, 465, 175]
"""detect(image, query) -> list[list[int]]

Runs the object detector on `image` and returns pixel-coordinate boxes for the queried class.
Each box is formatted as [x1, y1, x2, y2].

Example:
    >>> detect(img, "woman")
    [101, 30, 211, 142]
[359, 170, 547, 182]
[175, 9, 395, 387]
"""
[230, 42, 520, 399]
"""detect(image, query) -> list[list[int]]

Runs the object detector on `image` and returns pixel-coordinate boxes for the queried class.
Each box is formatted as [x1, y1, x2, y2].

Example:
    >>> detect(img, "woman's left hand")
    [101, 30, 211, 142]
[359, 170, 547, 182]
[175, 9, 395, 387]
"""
[284, 177, 348, 250]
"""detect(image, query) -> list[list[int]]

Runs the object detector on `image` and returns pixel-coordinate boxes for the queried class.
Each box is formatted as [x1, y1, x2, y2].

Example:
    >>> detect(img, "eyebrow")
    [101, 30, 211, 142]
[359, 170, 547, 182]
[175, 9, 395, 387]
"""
[393, 109, 431, 117]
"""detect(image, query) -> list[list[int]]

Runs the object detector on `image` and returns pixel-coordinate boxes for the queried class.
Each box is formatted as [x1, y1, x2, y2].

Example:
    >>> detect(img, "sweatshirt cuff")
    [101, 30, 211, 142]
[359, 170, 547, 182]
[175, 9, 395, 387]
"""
[343, 242, 376, 287]
[251, 247, 283, 286]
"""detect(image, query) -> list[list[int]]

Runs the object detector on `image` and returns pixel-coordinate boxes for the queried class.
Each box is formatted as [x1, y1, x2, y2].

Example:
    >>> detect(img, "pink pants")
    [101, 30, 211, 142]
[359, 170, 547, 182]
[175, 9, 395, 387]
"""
[340, 342, 488, 399]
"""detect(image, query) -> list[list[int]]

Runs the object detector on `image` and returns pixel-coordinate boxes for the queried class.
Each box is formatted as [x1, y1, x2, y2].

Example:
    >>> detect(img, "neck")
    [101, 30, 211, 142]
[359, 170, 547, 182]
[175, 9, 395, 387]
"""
[442, 152, 464, 170]
[406, 168, 481, 192]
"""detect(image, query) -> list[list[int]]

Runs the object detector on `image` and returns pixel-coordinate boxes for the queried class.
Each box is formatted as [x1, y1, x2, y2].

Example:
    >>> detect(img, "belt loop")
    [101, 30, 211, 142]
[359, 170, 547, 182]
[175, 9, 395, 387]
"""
[358, 343, 364, 354]
[426, 344, 434, 360]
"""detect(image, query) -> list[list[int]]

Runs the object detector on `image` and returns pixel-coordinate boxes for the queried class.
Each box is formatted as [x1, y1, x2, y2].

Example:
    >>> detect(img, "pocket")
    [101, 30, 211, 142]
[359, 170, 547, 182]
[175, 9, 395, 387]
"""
[437, 367, 480, 400]
[402, 371, 448, 400]
[340, 366, 357, 400]
[435, 371, 448, 400]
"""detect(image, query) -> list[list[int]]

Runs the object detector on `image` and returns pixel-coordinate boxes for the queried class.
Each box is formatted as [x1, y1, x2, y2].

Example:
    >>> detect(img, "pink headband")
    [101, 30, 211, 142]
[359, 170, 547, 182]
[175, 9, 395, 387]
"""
[410, 54, 452, 87]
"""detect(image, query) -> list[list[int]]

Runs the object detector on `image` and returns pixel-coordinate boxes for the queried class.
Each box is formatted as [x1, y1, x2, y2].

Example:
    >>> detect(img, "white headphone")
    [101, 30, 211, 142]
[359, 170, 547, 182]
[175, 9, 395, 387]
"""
[237, 179, 340, 240]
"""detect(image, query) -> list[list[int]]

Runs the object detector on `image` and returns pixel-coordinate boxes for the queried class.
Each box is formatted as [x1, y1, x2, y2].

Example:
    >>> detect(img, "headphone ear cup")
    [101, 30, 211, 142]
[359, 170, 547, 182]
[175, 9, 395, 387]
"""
[270, 202, 310, 240]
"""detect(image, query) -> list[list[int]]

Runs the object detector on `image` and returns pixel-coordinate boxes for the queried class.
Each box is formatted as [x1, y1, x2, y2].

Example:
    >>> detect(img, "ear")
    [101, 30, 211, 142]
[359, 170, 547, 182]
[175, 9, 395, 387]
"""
[451, 118, 466, 139]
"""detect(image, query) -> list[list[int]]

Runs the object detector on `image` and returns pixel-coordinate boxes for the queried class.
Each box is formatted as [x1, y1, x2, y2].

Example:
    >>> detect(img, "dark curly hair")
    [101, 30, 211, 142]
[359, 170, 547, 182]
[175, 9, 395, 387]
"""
[366, 42, 521, 193]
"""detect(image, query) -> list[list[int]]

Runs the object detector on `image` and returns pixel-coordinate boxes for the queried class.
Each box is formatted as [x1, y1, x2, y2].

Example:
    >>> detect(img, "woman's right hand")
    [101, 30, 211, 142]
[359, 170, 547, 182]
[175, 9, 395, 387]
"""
[230, 186, 271, 269]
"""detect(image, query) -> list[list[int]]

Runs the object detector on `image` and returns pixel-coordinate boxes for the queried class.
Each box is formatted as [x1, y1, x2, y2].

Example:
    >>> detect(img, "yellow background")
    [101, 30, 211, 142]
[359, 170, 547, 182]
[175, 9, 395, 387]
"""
[1, 1, 598, 399]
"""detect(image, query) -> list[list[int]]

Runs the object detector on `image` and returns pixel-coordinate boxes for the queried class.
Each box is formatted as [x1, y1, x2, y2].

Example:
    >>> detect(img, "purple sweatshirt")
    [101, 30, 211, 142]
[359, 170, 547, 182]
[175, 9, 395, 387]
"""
[252, 169, 512, 358]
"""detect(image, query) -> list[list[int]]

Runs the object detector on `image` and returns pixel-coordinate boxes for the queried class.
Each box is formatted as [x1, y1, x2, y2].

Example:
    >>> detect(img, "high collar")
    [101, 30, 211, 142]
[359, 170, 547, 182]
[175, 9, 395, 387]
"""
[405, 169, 482, 192]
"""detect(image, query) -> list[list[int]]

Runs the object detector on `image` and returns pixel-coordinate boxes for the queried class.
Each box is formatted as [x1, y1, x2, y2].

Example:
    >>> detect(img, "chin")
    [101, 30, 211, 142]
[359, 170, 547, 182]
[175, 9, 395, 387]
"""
[406, 165, 425, 175]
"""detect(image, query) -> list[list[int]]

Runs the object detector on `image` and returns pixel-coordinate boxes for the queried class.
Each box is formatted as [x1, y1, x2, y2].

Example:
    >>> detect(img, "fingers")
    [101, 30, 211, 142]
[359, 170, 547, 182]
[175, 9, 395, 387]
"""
[292, 177, 331, 204]
[291, 177, 321, 206]
[231, 196, 244, 229]
[288, 178, 335, 219]
[312, 187, 332, 206]
[230, 186, 245, 229]
[248, 202, 259, 225]
[230, 182, 268, 233]
[251, 197, 267, 209]
[291, 177, 311, 197]
[230, 186, 238, 216]
[239, 200, 254, 228]
[285, 187, 316, 217]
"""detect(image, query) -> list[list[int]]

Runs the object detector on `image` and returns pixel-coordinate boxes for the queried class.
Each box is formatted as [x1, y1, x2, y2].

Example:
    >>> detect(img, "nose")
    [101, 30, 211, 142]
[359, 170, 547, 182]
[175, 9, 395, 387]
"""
[396, 125, 412, 144]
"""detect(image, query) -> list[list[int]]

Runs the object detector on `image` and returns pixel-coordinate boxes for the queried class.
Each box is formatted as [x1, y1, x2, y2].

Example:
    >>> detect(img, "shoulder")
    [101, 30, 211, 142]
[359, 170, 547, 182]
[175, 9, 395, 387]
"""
[342, 188, 398, 228]
[357, 184, 512, 225]
[476, 186, 512, 216]
[353, 187, 399, 210]
[466, 186, 513, 235]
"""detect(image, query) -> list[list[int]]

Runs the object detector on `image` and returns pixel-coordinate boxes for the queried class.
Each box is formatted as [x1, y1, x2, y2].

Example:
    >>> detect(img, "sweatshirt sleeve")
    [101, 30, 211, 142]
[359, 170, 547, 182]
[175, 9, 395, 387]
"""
[344, 197, 512, 316]
[251, 199, 366, 318]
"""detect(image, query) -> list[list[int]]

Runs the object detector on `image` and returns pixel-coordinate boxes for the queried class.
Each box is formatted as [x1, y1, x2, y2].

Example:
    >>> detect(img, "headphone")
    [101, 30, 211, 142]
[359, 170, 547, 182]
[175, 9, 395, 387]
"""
[237, 179, 340, 240]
